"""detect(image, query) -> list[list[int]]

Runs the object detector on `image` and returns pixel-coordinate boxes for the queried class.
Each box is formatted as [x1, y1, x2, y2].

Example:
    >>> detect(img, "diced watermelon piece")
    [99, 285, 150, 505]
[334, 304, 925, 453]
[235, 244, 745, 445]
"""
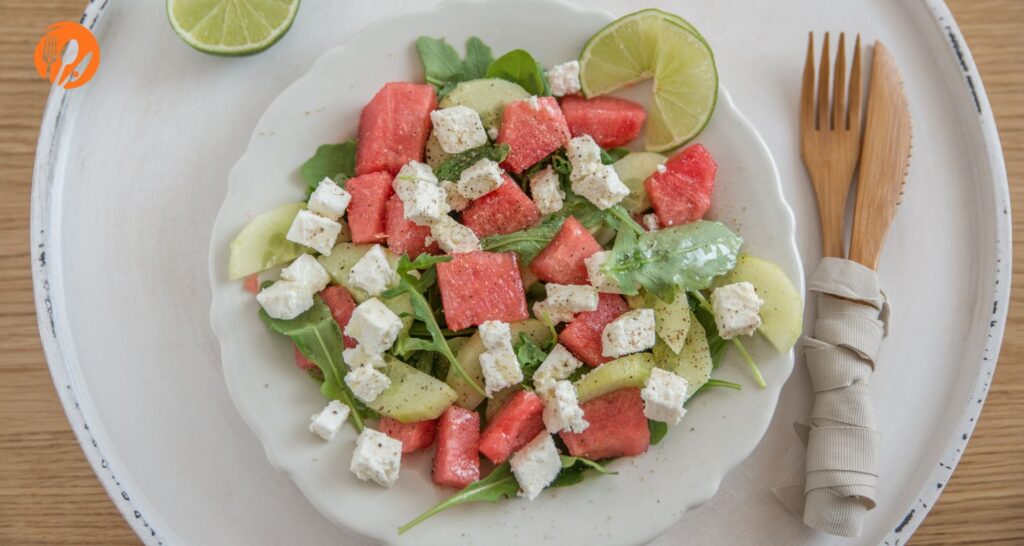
[243, 274, 260, 294]
[356, 82, 437, 176]
[644, 144, 717, 227]
[478, 391, 546, 464]
[560, 388, 650, 460]
[497, 96, 571, 173]
[385, 195, 439, 257]
[560, 95, 646, 149]
[529, 216, 602, 284]
[345, 172, 394, 244]
[559, 293, 630, 366]
[436, 251, 529, 331]
[433, 406, 481, 488]
[381, 416, 437, 454]
[461, 175, 541, 238]
[319, 285, 358, 348]
[292, 345, 317, 371]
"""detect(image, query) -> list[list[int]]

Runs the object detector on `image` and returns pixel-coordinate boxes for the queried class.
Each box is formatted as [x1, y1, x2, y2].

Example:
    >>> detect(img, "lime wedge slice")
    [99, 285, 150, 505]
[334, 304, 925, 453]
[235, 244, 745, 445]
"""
[227, 202, 310, 280]
[579, 10, 718, 152]
[167, 0, 300, 57]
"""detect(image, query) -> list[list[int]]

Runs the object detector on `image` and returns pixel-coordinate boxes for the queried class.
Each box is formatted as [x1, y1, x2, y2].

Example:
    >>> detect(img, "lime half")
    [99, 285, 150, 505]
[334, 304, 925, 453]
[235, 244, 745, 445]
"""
[579, 10, 718, 152]
[167, 0, 300, 56]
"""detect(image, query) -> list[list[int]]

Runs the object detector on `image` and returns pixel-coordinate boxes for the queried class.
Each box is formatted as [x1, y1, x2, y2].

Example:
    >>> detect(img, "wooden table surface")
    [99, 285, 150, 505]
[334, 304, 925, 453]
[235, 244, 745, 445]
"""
[0, 1, 1020, 544]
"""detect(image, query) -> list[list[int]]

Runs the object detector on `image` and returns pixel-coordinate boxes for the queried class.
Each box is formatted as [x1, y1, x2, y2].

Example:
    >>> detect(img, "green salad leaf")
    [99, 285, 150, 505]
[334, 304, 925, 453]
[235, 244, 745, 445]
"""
[648, 420, 669, 445]
[416, 36, 494, 98]
[434, 143, 510, 182]
[550, 455, 617, 488]
[601, 147, 631, 164]
[692, 300, 728, 368]
[299, 140, 358, 194]
[485, 49, 549, 96]
[513, 333, 549, 388]
[480, 194, 608, 263]
[688, 378, 743, 402]
[399, 463, 519, 534]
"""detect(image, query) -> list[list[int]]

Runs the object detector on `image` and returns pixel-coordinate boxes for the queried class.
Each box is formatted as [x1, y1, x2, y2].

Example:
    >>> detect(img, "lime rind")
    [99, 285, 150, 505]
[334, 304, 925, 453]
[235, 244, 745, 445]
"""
[167, 0, 301, 57]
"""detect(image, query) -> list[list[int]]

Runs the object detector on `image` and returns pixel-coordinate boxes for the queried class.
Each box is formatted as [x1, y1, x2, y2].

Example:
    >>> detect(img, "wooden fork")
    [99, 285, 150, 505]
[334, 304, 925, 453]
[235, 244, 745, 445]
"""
[800, 32, 863, 258]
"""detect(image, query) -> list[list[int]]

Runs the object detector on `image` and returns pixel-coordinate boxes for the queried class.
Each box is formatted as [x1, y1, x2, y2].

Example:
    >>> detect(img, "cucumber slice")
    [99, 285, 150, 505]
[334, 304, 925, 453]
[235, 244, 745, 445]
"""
[612, 152, 665, 215]
[447, 319, 549, 409]
[439, 78, 531, 130]
[368, 357, 458, 423]
[227, 202, 310, 280]
[574, 353, 655, 403]
[653, 310, 711, 398]
[712, 254, 803, 353]
[624, 291, 690, 354]
[424, 131, 451, 170]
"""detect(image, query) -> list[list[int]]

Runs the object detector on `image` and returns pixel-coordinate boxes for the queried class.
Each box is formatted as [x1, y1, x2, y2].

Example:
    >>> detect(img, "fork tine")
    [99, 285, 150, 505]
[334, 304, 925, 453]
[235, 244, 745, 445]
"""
[817, 33, 830, 130]
[801, 32, 815, 132]
[833, 33, 846, 130]
[848, 34, 863, 132]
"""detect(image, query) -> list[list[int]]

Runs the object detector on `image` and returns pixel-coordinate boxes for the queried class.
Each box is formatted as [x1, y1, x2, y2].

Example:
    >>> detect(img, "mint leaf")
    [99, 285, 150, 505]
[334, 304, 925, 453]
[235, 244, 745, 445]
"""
[416, 36, 495, 98]
[550, 455, 617, 488]
[648, 420, 668, 445]
[485, 49, 548, 96]
[299, 141, 358, 194]
[399, 463, 519, 534]
[434, 143, 510, 182]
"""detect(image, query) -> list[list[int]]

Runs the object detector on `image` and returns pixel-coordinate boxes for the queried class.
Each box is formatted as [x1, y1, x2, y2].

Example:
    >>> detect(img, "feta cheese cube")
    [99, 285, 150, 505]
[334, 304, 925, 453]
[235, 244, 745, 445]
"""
[344, 364, 392, 403]
[256, 281, 314, 320]
[584, 250, 623, 294]
[601, 308, 656, 357]
[641, 368, 689, 425]
[309, 399, 351, 441]
[308, 178, 352, 221]
[344, 298, 403, 353]
[394, 178, 450, 226]
[533, 344, 584, 394]
[456, 158, 505, 199]
[350, 428, 402, 487]
[572, 164, 630, 210]
[642, 213, 660, 231]
[510, 432, 561, 500]
[342, 344, 386, 369]
[347, 244, 396, 297]
[541, 380, 589, 433]
[529, 166, 565, 215]
[479, 345, 524, 396]
[430, 216, 481, 254]
[440, 180, 471, 212]
[478, 320, 512, 352]
[431, 106, 488, 154]
[281, 253, 330, 293]
[544, 283, 599, 314]
[710, 281, 763, 339]
[286, 209, 343, 255]
[546, 60, 581, 97]
[395, 160, 438, 186]
[566, 135, 603, 182]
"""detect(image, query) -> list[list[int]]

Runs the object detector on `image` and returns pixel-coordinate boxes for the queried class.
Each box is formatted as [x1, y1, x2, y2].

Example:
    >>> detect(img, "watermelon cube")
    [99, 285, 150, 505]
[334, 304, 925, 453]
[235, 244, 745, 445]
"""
[497, 96, 571, 173]
[644, 144, 717, 227]
[380, 416, 437, 454]
[345, 172, 394, 244]
[461, 175, 541, 238]
[560, 388, 650, 460]
[478, 390, 546, 464]
[385, 194, 439, 257]
[433, 405, 481, 488]
[560, 95, 646, 149]
[356, 82, 437, 176]
[319, 285, 358, 348]
[529, 216, 602, 285]
[559, 293, 630, 366]
[436, 251, 529, 331]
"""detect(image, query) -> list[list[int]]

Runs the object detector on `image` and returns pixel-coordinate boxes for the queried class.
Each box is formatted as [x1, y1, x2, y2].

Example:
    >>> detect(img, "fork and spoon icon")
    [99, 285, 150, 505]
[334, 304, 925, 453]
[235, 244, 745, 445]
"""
[35, 22, 100, 89]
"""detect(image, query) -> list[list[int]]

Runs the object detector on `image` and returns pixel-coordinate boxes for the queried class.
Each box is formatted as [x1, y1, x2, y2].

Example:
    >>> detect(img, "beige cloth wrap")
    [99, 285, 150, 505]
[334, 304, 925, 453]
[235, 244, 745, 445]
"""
[801, 257, 888, 537]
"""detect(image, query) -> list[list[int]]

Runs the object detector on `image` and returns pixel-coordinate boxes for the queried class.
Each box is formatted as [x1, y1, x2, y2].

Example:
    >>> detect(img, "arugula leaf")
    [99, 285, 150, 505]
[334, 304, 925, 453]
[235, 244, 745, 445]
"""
[399, 463, 519, 534]
[462, 37, 494, 80]
[550, 455, 617, 488]
[648, 420, 669, 445]
[299, 140, 358, 194]
[688, 378, 743, 403]
[603, 221, 743, 300]
[692, 301, 728, 368]
[485, 49, 548, 96]
[434, 143, 510, 182]
[416, 36, 494, 98]
[259, 296, 365, 431]
[513, 333, 548, 387]
[601, 147, 630, 164]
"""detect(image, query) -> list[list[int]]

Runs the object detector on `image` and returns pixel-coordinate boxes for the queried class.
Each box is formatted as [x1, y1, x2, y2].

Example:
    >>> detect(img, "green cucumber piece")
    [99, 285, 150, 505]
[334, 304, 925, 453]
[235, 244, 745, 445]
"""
[653, 310, 711, 397]
[368, 357, 458, 423]
[447, 319, 549, 409]
[612, 152, 665, 215]
[574, 353, 655, 403]
[227, 202, 310, 280]
[424, 131, 451, 170]
[439, 78, 531, 130]
[712, 254, 803, 353]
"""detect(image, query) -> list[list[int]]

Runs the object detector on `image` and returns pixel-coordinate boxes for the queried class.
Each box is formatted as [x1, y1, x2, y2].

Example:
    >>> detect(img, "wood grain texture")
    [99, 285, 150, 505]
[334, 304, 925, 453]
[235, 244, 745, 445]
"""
[0, 1, 1019, 545]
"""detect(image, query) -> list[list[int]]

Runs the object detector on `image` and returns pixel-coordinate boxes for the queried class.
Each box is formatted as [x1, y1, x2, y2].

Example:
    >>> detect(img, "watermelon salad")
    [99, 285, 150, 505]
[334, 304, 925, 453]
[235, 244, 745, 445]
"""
[226, 9, 802, 533]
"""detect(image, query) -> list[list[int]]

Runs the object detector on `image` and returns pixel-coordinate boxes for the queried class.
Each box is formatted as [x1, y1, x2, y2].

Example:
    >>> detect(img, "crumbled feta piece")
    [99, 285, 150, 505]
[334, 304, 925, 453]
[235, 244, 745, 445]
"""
[440, 180, 471, 212]
[656, 164, 668, 174]
[431, 106, 488, 154]
[309, 399, 350, 441]
[487, 126, 499, 141]
[395, 160, 438, 186]
[584, 250, 623, 294]
[347, 244, 396, 297]
[601, 308, 657, 357]
[256, 281, 314, 320]
[393, 177, 450, 226]
[529, 166, 565, 215]
[510, 432, 561, 500]
[572, 164, 630, 210]
[533, 344, 584, 394]
[642, 213, 660, 231]
[344, 298, 403, 353]
[430, 216, 481, 254]
[286, 209, 343, 255]
[344, 364, 392, 403]
[532, 301, 575, 325]
[478, 320, 512, 352]
[479, 345, 524, 396]
[350, 428, 402, 487]
[526, 96, 540, 110]
[546, 60, 581, 97]
[533, 284, 599, 324]
[641, 368, 689, 425]
[711, 282, 763, 339]
[343, 344, 386, 369]
[457, 158, 505, 199]
[308, 178, 352, 221]
[566, 135, 603, 181]
[281, 253, 330, 293]
[541, 380, 588, 433]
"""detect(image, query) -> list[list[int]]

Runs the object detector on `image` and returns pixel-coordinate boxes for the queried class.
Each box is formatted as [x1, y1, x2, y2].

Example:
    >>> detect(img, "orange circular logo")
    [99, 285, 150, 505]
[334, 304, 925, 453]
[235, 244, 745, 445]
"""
[33, 22, 100, 89]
